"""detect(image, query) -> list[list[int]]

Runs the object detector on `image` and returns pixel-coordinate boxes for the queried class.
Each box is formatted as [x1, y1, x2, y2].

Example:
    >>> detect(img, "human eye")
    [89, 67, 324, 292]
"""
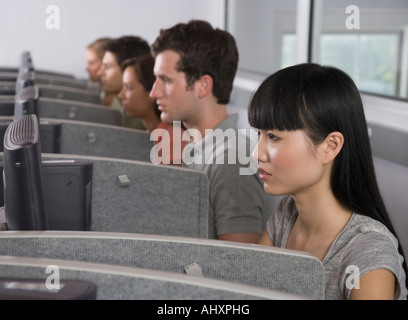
[256, 130, 264, 141]
[159, 75, 172, 84]
[267, 131, 279, 141]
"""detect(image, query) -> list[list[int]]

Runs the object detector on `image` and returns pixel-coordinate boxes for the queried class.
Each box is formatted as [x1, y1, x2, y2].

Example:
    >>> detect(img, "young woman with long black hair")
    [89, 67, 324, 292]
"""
[249, 63, 407, 300]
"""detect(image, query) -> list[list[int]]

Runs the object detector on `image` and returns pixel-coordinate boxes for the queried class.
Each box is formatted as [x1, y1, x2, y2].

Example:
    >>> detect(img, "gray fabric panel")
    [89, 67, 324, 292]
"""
[41, 154, 209, 238]
[58, 120, 152, 162]
[38, 84, 100, 104]
[0, 256, 299, 300]
[0, 233, 324, 299]
[35, 74, 91, 90]
[39, 98, 122, 126]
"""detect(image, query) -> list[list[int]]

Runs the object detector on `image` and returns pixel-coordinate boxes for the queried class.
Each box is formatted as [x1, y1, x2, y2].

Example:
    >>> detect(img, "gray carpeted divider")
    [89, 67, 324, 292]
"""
[0, 255, 307, 300]
[39, 98, 122, 126]
[57, 119, 152, 161]
[41, 153, 209, 238]
[37, 84, 100, 104]
[0, 231, 325, 299]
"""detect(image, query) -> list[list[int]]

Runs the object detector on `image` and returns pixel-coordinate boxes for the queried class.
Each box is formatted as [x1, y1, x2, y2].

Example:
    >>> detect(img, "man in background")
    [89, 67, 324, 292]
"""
[98, 36, 150, 130]
[150, 20, 275, 243]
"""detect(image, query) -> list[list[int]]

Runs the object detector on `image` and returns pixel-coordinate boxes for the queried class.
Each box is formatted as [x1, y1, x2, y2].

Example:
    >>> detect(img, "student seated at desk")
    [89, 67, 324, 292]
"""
[85, 37, 110, 86]
[98, 36, 150, 130]
[250, 63, 407, 300]
[150, 20, 273, 243]
[118, 54, 187, 165]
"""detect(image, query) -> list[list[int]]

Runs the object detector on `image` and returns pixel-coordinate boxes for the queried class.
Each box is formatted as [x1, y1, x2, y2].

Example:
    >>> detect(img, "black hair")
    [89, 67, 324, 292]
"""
[249, 63, 407, 281]
[121, 54, 160, 119]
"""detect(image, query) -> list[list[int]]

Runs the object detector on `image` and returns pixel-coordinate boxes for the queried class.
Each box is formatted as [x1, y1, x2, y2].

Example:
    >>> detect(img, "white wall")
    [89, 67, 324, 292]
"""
[0, 0, 225, 79]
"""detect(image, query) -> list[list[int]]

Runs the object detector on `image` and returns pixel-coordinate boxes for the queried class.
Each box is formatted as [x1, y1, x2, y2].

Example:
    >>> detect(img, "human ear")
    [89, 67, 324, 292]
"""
[196, 74, 213, 99]
[320, 131, 344, 164]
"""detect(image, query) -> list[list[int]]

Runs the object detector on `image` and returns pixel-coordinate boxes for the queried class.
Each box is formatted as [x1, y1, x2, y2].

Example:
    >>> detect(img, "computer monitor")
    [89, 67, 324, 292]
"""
[0, 118, 61, 154]
[20, 51, 32, 65]
[15, 70, 35, 93]
[38, 120, 62, 153]
[1, 114, 92, 231]
[0, 159, 93, 231]
[42, 159, 93, 231]
[2, 114, 48, 230]
[18, 52, 34, 76]
[14, 85, 39, 120]
[13, 84, 63, 152]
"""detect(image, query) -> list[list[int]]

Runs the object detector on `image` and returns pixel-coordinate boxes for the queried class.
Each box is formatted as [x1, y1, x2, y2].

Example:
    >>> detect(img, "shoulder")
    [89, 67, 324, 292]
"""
[343, 214, 404, 275]
[333, 214, 407, 299]
[340, 214, 400, 256]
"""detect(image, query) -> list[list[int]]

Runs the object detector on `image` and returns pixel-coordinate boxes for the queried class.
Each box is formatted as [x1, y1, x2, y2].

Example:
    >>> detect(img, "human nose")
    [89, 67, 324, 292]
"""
[150, 79, 161, 99]
[252, 142, 260, 162]
[118, 85, 125, 101]
[97, 64, 105, 77]
[252, 135, 267, 163]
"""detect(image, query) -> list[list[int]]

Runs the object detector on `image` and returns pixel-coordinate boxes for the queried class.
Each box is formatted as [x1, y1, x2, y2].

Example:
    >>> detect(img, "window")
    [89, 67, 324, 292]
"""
[226, 0, 297, 76]
[227, 0, 408, 101]
[320, 33, 400, 96]
[281, 33, 297, 69]
[316, 0, 408, 99]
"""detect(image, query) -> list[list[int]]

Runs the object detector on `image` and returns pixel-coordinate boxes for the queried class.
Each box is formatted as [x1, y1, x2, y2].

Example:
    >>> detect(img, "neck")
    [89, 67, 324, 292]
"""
[292, 177, 352, 236]
[141, 108, 161, 133]
[102, 92, 117, 107]
[183, 103, 228, 140]
[286, 168, 353, 261]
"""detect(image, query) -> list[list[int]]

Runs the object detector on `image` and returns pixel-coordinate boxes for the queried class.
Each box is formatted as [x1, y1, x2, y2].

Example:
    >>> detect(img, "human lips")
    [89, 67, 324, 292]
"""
[100, 79, 108, 89]
[157, 102, 167, 112]
[258, 166, 272, 181]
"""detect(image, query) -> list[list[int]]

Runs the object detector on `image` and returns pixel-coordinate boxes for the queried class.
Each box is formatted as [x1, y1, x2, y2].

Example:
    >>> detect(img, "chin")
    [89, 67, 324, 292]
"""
[263, 184, 287, 197]
[160, 113, 173, 124]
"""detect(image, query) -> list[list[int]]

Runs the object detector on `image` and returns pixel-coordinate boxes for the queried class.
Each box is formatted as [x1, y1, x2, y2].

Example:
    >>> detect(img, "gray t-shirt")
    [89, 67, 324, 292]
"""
[266, 195, 407, 300]
[183, 114, 276, 238]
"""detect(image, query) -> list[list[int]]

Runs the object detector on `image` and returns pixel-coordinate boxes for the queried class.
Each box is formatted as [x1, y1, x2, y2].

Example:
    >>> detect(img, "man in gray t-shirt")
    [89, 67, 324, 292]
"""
[184, 114, 276, 240]
[150, 20, 277, 243]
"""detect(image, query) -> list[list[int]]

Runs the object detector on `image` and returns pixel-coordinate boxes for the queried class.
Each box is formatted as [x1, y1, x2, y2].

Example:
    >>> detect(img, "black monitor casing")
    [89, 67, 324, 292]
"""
[2, 114, 48, 230]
